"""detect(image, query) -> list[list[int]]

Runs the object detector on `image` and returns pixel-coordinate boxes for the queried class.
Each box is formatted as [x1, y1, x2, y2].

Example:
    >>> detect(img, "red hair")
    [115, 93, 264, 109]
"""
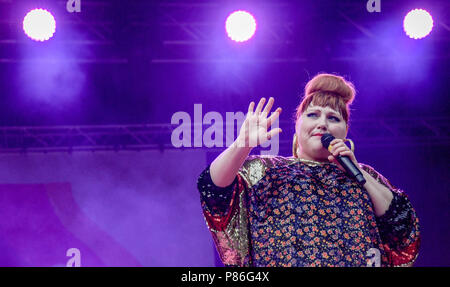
[295, 73, 355, 123]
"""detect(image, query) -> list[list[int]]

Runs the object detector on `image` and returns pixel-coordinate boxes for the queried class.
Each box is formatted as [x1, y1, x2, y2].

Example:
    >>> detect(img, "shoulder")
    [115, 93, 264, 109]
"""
[243, 154, 297, 170]
[239, 155, 296, 187]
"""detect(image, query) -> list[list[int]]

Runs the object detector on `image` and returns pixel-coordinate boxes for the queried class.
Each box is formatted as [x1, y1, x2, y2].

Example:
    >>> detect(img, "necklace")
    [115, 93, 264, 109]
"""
[295, 157, 327, 167]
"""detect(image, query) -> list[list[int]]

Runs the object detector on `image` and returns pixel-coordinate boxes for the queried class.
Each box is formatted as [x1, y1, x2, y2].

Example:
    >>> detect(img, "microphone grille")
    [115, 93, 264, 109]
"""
[321, 133, 335, 148]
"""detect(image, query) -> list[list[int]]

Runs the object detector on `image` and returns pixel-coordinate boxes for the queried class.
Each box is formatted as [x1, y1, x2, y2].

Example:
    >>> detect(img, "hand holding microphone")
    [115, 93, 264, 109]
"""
[321, 133, 366, 186]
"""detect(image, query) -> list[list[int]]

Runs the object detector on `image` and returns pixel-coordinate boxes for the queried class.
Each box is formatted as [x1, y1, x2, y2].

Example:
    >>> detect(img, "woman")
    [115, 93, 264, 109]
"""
[197, 73, 420, 267]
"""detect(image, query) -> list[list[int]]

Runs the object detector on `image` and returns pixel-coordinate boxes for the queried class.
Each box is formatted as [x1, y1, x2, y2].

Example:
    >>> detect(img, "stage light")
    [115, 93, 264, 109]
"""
[403, 9, 433, 39]
[225, 10, 257, 43]
[23, 9, 56, 42]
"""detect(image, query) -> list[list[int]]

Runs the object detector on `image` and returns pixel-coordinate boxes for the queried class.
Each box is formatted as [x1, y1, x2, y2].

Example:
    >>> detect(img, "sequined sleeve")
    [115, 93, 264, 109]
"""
[197, 165, 238, 216]
[196, 163, 254, 266]
[196, 155, 284, 266]
[360, 164, 421, 267]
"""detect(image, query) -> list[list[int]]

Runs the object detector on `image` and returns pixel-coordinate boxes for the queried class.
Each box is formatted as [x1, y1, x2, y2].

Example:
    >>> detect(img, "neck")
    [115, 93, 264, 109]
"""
[296, 151, 328, 164]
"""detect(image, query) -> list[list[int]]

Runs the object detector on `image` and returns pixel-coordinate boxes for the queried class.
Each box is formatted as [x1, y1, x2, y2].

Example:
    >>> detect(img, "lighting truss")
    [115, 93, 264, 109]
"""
[0, 117, 448, 153]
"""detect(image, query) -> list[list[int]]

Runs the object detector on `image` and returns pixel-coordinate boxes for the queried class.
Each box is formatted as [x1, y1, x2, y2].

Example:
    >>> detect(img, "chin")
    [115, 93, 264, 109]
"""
[300, 139, 329, 159]
[309, 141, 325, 152]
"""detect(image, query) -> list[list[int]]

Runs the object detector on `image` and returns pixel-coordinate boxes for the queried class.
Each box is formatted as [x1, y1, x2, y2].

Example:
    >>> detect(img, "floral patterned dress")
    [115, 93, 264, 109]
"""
[197, 155, 420, 267]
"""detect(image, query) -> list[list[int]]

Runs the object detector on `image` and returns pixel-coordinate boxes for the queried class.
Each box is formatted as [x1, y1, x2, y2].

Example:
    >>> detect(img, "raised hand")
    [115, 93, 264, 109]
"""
[236, 97, 282, 148]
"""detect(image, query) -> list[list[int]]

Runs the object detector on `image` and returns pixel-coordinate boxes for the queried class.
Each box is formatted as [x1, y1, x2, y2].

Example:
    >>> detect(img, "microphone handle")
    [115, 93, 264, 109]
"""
[336, 155, 366, 186]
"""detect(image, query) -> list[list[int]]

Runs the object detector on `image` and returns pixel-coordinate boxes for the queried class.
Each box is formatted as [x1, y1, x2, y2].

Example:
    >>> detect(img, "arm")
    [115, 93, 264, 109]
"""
[197, 155, 281, 267]
[328, 141, 420, 266]
[210, 97, 282, 187]
[327, 139, 392, 216]
[197, 98, 282, 267]
[209, 139, 252, 188]
[361, 164, 421, 267]
[360, 169, 393, 217]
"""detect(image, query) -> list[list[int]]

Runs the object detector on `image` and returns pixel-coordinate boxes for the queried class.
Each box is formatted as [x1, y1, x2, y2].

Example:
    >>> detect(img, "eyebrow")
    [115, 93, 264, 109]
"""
[306, 108, 341, 117]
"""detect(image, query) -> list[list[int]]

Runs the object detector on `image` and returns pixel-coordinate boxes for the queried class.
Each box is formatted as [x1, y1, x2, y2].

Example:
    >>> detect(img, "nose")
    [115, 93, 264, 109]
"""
[316, 115, 328, 131]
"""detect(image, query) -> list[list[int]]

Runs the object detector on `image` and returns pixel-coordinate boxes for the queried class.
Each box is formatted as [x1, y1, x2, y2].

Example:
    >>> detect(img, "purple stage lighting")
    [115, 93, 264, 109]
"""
[403, 9, 433, 39]
[23, 8, 56, 42]
[225, 10, 257, 43]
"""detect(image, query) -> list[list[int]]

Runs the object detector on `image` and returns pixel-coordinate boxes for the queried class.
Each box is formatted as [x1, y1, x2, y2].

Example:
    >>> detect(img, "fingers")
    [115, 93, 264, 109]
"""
[328, 142, 358, 166]
[247, 101, 255, 115]
[255, 98, 266, 114]
[331, 145, 348, 157]
[340, 150, 353, 157]
[267, 107, 282, 128]
[330, 138, 344, 146]
[249, 97, 280, 120]
[261, 97, 274, 117]
[328, 139, 346, 153]
[328, 140, 351, 157]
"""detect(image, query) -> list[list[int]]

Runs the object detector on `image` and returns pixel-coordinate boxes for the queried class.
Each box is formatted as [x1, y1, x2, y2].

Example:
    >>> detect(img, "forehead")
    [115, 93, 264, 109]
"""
[304, 105, 341, 115]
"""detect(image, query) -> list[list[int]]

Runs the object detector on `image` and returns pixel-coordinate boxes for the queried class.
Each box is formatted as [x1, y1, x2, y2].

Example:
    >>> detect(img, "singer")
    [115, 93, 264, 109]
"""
[197, 73, 420, 267]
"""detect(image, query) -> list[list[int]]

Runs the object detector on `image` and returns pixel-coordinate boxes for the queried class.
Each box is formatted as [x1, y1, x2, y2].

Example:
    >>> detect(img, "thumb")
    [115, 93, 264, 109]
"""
[266, 128, 282, 140]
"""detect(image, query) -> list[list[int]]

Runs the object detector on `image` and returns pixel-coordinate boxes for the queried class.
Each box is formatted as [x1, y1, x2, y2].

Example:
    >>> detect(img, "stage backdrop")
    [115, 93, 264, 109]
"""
[0, 150, 215, 267]
[0, 145, 447, 266]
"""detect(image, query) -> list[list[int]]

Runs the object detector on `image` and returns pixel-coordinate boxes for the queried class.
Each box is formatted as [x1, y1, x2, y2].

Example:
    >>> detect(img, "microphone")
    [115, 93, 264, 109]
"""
[321, 133, 366, 186]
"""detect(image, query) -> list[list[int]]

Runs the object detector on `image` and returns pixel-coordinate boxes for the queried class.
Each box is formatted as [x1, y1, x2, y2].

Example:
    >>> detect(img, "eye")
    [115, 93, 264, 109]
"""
[328, 115, 341, 122]
[307, 112, 318, 118]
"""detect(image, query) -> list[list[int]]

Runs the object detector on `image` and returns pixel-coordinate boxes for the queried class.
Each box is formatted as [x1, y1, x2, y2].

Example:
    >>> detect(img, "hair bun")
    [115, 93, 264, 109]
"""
[305, 73, 355, 104]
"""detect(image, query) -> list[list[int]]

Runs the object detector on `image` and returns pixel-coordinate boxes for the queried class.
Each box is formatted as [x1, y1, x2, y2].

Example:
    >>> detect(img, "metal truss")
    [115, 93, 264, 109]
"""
[0, 124, 173, 153]
[7, 1, 450, 64]
[0, 117, 448, 153]
[0, 0, 300, 63]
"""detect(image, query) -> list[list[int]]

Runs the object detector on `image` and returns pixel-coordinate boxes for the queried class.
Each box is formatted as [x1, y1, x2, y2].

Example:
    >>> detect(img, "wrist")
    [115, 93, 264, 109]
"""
[234, 136, 253, 151]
